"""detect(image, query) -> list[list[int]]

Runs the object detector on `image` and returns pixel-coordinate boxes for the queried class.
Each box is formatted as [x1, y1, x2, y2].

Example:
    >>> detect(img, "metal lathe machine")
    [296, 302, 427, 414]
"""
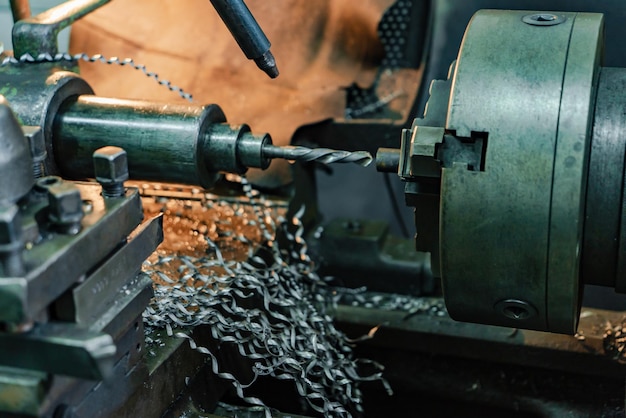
[2, 0, 626, 417]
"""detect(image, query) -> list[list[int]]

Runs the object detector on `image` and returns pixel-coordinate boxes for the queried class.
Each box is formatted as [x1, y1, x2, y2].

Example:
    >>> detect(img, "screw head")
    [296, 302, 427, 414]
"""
[0, 204, 21, 245]
[522, 13, 566, 26]
[48, 182, 84, 226]
[93, 146, 129, 185]
[494, 299, 538, 321]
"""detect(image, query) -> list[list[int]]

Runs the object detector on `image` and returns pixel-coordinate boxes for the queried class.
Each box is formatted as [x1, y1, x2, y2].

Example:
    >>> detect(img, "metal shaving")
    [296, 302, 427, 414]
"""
[345, 90, 405, 120]
[141, 178, 391, 417]
[603, 318, 626, 362]
[1, 53, 193, 102]
[4, 48, 391, 416]
[328, 288, 447, 320]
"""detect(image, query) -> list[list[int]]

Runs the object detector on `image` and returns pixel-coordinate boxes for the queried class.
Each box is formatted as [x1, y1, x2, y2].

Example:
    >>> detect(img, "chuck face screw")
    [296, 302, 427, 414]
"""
[93, 146, 129, 198]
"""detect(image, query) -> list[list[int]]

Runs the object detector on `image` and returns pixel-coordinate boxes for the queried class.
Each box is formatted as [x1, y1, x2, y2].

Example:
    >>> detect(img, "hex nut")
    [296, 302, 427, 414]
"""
[48, 182, 84, 225]
[93, 146, 129, 185]
[0, 204, 21, 246]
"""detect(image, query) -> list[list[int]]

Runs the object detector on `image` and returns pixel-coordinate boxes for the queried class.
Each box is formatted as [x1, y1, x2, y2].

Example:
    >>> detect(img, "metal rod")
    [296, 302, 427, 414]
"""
[209, 0, 279, 78]
[375, 147, 401, 173]
[10, 0, 31, 22]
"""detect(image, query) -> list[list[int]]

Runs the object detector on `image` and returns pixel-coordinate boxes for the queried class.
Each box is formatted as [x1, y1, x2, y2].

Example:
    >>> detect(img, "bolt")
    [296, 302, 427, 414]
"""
[23, 126, 46, 178]
[48, 182, 84, 235]
[93, 146, 129, 198]
[0, 204, 24, 276]
[494, 299, 537, 321]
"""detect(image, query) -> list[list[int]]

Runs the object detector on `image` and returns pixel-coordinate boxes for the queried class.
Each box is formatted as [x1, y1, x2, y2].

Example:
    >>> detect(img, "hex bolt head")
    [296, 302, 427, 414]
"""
[93, 146, 129, 197]
[48, 182, 84, 234]
[0, 204, 22, 246]
[494, 299, 538, 321]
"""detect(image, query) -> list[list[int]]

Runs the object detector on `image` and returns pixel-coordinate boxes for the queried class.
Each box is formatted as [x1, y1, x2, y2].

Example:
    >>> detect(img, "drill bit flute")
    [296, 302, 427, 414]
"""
[263, 145, 372, 167]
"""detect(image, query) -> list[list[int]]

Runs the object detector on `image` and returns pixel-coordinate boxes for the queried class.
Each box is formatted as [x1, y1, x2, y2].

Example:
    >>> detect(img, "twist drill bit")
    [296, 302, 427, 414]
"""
[262, 145, 373, 167]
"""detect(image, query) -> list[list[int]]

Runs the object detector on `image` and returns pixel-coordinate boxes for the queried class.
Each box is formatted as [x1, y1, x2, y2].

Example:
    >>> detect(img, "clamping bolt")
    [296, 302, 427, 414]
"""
[48, 182, 84, 235]
[93, 146, 129, 198]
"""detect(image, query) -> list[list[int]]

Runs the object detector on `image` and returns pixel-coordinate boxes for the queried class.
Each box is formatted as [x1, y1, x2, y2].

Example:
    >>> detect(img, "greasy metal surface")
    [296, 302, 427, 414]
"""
[0, 204, 26, 278]
[53, 92, 370, 187]
[0, 367, 47, 416]
[210, 403, 313, 418]
[334, 296, 626, 378]
[310, 218, 433, 295]
[54, 95, 226, 187]
[414, 1, 626, 123]
[440, 11, 602, 333]
[0, 268, 155, 417]
[0, 183, 143, 323]
[0, 173, 160, 408]
[331, 291, 626, 416]
[0, 64, 94, 177]
[106, 327, 223, 418]
[441, 10, 570, 331]
[64, 216, 163, 326]
[545, 12, 602, 333]
[583, 68, 626, 287]
[202, 123, 269, 174]
[12, 0, 110, 56]
[407, 125, 445, 178]
[0, 98, 33, 203]
[374, 147, 400, 172]
[582, 68, 626, 295]
[0, 322, 116, 380]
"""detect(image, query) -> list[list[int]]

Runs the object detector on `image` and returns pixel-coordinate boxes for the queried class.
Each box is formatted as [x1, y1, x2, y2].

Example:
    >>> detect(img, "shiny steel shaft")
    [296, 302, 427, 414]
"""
[263, 145, 373, 167]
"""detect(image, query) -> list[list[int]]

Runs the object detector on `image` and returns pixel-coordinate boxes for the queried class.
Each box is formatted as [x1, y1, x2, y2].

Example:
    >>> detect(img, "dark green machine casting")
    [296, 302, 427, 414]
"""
[53, 95, 271, 188]
[379, 10, 626, 334]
